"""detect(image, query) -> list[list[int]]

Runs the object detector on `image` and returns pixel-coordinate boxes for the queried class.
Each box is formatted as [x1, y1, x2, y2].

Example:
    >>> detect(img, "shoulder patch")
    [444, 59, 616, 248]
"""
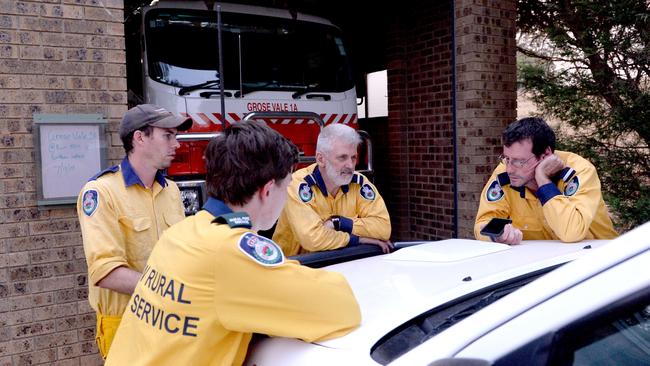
[215, 212, 252, 228]
[81, 189, 99, 216]
[298, 182, 313, 203]
[238, 233, 284, 267]
[486, 180, 505, 202]
[360, 184, 376, 201]
[564, 176, 580, 196]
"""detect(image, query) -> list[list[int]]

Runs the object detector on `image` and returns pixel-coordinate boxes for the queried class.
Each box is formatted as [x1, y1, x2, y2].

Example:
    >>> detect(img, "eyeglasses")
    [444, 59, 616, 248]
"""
[498, 154, 536, 168]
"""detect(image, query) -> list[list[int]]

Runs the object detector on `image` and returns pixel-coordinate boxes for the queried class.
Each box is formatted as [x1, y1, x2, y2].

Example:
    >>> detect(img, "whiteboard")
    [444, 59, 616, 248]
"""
[34, 114, 107, 206]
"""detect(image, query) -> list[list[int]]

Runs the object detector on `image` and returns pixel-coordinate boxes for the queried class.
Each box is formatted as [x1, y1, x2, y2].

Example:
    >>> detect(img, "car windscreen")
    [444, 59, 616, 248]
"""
[143, 9, 354, 93]
[370, 263, 565, 365]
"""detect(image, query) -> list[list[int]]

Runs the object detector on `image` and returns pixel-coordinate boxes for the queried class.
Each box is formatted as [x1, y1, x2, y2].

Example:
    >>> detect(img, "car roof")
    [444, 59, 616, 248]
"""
[316, 239, 608, 351]
[391, 222, 650, 365]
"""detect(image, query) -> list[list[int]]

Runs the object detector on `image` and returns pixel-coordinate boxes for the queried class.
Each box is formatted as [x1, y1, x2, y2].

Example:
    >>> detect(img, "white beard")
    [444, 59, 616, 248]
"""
[324, 163, 353, 187]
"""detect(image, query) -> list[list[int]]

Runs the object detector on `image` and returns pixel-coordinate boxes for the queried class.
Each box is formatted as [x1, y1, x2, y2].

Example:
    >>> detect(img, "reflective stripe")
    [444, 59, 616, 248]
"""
[184, 113, 358, 126]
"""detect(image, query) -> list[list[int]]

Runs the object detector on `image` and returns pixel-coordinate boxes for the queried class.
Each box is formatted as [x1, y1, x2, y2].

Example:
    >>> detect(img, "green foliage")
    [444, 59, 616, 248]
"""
[517, 0, 650, 230]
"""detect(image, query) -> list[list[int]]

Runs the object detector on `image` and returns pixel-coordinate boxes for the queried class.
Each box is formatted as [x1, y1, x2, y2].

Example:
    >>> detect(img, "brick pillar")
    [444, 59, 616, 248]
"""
[386, 0, 455, 241]
[385, 18, 411, 239]
[0, 1, 125, 364]
[454, 0, 517, 238]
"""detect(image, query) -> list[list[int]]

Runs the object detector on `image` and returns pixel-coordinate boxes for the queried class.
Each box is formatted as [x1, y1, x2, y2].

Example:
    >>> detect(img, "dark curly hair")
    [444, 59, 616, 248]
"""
[205, 121, 298, 205]
[502, 117, 556, 157]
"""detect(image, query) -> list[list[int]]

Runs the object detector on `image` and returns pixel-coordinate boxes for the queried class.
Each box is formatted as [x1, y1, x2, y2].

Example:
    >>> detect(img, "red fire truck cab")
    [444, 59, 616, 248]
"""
[126, 1, 367, 214]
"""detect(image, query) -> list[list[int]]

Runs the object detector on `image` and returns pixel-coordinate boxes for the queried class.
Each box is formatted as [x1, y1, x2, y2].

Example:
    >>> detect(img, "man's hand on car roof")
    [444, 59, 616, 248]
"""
[360, 237, 393, 253]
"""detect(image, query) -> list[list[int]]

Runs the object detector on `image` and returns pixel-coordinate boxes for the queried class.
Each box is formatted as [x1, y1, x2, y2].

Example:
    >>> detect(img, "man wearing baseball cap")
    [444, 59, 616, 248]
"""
[76, 104, 192, 358]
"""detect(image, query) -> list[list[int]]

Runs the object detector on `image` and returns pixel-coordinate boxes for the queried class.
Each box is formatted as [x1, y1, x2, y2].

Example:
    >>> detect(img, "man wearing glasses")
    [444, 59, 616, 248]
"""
[474, 117, 618, 244]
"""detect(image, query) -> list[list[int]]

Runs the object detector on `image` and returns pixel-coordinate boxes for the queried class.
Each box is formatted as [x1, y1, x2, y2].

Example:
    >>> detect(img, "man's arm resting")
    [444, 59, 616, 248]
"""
[216, 259, 361, 342]
[358, 236, 393, 253]
[534, 154, 599, 242]
[325, 218, 392, 253]
[96, 266, 141, 295]
[286, 210, 351, 252]
[349, 191, 392, 241]
[351, 216, 392, 241]
[537, 182, 597, 242]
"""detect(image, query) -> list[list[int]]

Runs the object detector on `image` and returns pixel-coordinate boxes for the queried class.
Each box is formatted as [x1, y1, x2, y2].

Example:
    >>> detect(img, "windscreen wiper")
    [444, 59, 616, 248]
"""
[178, 79, 221, 96]
[234, 81, 282, 98]
[291, 88, 320, 99]
[422, 281, 528, 338]
[292, 87, 331, 101]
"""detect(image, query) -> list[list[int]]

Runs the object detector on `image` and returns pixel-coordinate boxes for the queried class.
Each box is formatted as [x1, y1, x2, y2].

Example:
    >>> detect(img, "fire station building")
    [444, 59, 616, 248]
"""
[0, 0, 516, 363]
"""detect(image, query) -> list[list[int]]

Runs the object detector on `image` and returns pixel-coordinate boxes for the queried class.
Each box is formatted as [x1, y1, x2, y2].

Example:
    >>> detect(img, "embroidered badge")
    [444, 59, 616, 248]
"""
[238, 233, 284, 267]
[486, 180, 504, 202]
[298, 182, 313, 203]
[564, 176, 580, 196]
[360, 184, 376, 201]
[217, 213, 252, 229]
[82, 189, 99, 216]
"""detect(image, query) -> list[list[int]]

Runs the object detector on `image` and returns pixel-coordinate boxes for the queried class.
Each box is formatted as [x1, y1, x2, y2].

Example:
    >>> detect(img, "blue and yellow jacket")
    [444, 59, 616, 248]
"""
[475, 150, 617, 242]
[273, 164, 391, 256]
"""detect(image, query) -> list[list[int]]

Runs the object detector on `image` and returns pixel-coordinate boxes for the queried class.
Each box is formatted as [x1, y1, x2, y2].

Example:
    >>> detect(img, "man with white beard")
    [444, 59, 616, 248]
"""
[273, 123, 392, 256]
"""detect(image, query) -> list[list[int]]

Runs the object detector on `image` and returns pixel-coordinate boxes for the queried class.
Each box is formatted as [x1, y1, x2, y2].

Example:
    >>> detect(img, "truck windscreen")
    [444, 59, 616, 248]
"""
[144, 9, 354, 93]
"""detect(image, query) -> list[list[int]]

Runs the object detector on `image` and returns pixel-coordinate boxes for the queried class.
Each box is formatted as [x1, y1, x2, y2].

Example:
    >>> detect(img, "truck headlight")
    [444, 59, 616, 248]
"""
[180, 187, 202, 216]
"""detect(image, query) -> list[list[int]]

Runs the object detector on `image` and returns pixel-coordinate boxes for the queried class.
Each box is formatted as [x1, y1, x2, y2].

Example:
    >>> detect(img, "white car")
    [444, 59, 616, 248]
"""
[392, 222, 650, 366]
[244, 224, 650, 366]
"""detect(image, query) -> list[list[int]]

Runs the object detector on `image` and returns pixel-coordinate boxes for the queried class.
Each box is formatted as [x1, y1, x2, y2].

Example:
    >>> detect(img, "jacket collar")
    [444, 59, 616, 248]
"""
[120, 156, 168, 188]
[203, 197, 233, 217]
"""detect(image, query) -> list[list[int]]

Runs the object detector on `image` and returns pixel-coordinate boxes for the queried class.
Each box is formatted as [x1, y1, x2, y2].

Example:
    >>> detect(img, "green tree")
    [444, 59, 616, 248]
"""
[517, 0, 650, 231]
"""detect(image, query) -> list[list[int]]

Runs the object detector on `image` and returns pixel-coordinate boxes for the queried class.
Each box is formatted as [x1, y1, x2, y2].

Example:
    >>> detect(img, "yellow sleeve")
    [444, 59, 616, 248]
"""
[350, 182, 391, 241]
[214, 245, 361, 342]
[277, 183, 351, 253]
[77, 182, 128, 286]
[541, 162, 602, 242]
[474, 171, 512, 241]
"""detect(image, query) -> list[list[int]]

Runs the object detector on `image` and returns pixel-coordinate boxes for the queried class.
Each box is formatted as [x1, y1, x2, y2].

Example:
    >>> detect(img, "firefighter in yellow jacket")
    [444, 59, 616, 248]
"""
[475, 117, 618, 244]
[273, 123, 392, 256]
[106, 121, 361, 366]
[77, 104, 191, 358]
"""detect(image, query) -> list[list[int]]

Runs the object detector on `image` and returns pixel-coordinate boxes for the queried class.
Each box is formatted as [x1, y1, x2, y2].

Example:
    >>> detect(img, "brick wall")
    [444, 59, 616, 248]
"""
[385, 0, 516, 241]
[0, 1, 126, 365]
[386, 0, 456, 241]
[454, 0, 517, 238]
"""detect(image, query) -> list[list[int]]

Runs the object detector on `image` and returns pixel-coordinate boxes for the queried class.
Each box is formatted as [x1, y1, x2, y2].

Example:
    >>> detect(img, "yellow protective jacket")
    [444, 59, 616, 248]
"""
[77, 157, 185, 317]
[106, 198, 360, 366]
[273, 164, 391, 256]
[475, 150, 617, 242]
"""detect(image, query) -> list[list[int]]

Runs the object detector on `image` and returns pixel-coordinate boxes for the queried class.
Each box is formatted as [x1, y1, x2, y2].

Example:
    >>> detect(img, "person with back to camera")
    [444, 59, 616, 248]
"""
[105, 120, 361, 365]
[77, 104, 191, 358]
[475, 117, 618, 245]
[272, 123, 393, 256]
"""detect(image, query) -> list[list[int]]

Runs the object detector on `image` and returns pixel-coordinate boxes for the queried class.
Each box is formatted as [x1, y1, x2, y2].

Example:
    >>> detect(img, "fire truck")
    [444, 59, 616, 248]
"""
[126, 0, 369, 215]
